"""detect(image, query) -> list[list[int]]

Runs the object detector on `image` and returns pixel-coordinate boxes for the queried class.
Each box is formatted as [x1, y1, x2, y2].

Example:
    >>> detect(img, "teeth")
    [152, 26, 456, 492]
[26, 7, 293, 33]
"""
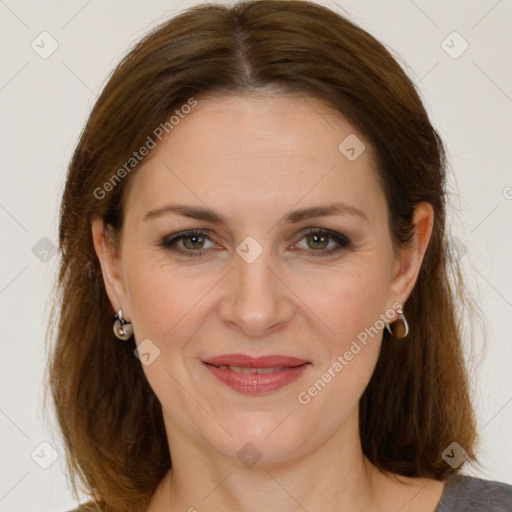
[253, 367, 281, 374]
[217, 365, 285, 374]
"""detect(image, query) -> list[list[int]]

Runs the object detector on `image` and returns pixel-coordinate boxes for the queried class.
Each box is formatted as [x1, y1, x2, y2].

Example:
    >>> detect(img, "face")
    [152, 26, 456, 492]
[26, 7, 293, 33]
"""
[93, 92, 432, 467]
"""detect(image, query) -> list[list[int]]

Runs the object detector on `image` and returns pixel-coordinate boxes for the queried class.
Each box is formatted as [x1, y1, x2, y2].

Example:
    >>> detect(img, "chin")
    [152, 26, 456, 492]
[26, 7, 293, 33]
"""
[203, 414, 311, 469]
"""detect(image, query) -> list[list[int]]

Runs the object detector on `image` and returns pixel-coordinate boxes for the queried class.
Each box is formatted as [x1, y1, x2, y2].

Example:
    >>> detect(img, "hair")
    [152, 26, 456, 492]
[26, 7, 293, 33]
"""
[44, 1, 485, 511]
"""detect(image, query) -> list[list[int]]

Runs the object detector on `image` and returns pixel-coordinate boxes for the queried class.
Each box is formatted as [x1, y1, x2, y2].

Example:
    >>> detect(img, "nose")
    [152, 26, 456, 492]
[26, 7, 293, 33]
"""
[218, 241, 294, 337]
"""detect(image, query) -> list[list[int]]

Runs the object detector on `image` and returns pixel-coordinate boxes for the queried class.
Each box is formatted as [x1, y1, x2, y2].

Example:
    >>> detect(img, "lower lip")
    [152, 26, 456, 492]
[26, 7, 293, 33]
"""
[203, 363, 311, 395]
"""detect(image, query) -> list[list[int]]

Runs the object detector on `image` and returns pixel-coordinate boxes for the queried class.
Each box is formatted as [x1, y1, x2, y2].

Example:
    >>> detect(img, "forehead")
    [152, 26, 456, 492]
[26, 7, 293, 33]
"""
[124, 93, 385, 225]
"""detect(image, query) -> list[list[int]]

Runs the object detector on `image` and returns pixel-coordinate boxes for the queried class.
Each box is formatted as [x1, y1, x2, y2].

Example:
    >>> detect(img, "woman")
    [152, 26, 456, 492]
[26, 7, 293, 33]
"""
[46, 1, 512, 511]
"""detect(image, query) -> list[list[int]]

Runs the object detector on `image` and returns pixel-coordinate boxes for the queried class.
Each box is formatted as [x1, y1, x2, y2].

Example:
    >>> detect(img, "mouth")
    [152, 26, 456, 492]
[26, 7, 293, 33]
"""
[210, 364, 302, 374]
[202, 354, 311, 395]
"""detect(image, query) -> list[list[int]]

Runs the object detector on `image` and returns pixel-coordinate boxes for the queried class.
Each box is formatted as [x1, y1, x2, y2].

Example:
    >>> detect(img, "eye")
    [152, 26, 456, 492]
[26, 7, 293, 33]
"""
[293, 228, 352, 256]
[159, 230, 217, 257]
[159, 228, 352, 258]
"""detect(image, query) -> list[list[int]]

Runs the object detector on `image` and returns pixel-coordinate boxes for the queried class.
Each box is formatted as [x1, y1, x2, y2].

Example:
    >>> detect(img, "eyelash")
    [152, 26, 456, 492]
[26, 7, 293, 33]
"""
[159, 228, 352, 258]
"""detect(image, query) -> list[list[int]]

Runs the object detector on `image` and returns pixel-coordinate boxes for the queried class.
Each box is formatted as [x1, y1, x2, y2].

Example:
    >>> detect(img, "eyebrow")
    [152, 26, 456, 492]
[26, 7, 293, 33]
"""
[143, 201, 368, 224]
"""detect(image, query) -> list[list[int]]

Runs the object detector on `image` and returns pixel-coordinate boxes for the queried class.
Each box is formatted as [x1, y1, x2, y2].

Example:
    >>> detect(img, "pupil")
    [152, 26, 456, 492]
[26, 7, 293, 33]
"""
[185, 235, 203, 249]
[310, 234, 327, 249]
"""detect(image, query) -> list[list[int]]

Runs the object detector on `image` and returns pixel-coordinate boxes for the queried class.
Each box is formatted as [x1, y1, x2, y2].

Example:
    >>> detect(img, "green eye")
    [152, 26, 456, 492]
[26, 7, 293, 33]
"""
[160, 228, 351, 258]
[295, 229, 351, 256]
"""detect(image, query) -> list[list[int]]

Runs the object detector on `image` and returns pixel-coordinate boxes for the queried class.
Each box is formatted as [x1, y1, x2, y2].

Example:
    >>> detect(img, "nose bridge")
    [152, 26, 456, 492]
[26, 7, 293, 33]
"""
[221, 235, 290, 334]
[235, 242, 273, 298]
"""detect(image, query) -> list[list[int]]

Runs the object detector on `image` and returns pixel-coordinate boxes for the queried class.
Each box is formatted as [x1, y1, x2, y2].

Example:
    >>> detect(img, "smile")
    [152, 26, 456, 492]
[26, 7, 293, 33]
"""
[203, 361, 311, 394]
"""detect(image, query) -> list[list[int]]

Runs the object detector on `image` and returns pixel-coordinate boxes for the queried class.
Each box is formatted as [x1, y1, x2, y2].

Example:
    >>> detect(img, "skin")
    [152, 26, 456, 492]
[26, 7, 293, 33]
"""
[92, 92, 443, 512]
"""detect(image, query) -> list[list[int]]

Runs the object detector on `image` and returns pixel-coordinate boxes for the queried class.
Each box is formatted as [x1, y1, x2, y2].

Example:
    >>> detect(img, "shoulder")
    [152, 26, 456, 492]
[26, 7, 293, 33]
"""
[436, 473, 512, 512]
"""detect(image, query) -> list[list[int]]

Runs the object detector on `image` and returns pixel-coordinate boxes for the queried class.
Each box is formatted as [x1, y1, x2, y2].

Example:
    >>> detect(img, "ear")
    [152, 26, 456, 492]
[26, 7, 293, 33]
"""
[91, 217, 131, 321]
[388, 201, 434, 320]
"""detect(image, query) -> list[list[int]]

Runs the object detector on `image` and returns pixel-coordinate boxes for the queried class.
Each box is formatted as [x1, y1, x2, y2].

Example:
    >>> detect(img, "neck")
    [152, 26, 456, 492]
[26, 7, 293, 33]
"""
[147, 407, 384, 512]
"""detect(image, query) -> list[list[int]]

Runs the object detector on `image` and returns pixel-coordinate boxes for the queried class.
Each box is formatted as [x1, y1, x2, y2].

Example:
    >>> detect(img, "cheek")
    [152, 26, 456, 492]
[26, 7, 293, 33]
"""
[124, 258, 220, 348]
[294, 260, 389, 399]
[295, 261, 390, 346]
[295, 270, 387, 425]
[122, 260, 210, 404]
[124, 265, 173, 339]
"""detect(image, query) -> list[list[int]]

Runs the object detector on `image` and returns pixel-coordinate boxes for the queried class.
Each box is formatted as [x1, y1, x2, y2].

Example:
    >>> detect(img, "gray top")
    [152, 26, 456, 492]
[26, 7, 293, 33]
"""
[434, 474, 512, 511]
[66, 474, 512, 511]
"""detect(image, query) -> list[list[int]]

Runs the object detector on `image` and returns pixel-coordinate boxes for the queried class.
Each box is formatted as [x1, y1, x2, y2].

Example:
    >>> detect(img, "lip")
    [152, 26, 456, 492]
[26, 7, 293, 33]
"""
[203, 353, 309, 368]
[202, 353, 311, 395]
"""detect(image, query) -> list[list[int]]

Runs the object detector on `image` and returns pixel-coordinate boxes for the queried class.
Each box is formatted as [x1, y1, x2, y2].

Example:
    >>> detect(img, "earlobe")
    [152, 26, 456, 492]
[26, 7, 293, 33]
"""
[91, 217, 129, 319]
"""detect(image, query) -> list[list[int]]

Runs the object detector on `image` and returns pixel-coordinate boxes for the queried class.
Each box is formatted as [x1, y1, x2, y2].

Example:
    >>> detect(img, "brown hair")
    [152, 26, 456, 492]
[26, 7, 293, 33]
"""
[44, 1, 484, 510]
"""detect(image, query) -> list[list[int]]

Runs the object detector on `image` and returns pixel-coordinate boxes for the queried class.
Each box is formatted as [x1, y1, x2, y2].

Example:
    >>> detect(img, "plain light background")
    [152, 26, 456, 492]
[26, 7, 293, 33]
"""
[0, 0, 511, 510]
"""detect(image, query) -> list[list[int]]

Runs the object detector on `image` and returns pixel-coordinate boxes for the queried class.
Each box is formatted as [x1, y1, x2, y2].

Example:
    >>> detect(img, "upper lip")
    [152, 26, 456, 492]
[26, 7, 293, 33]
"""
[203, 353, 310, 368]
